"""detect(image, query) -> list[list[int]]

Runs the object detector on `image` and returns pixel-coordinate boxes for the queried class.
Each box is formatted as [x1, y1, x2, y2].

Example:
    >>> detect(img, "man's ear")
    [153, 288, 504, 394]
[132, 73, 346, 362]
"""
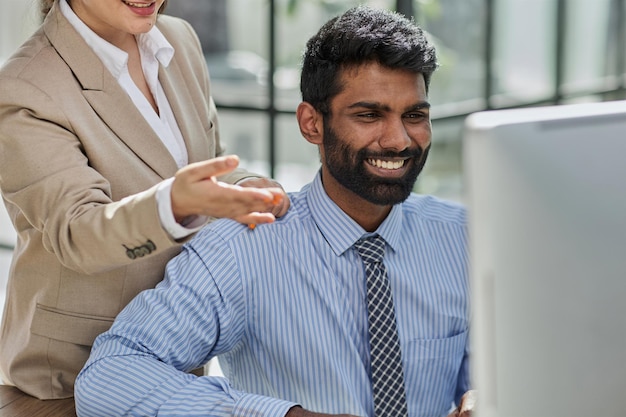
[296, 102, 323, 145]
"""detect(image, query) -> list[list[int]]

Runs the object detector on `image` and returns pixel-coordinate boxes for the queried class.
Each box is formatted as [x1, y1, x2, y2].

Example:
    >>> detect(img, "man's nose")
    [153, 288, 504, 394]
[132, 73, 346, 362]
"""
[379, 119, 412, 151]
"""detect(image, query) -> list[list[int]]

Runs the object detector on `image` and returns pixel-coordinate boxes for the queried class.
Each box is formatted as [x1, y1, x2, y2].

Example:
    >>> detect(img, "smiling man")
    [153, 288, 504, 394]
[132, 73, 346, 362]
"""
[75, 6, 472, 417]
[300, 60, 433, 232]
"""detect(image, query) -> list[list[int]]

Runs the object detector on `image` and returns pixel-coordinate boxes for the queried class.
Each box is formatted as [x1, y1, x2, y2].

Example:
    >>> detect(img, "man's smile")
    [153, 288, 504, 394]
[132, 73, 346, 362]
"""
[366, 158, 406, 170]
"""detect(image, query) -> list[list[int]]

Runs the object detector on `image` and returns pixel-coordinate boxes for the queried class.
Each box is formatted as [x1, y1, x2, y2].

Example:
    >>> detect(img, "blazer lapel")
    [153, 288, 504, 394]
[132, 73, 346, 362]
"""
[43, 3, 179, 180]
[159, 58, 212, 164]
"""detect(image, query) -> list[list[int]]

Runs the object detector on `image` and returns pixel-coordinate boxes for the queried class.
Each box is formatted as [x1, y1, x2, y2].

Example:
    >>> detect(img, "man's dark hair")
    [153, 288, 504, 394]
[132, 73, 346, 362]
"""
[300, 6, 438, 114]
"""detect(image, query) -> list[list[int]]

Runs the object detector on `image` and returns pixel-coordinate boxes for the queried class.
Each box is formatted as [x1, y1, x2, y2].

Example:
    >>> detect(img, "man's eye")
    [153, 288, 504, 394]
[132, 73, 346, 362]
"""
[405, 112, 428, 120]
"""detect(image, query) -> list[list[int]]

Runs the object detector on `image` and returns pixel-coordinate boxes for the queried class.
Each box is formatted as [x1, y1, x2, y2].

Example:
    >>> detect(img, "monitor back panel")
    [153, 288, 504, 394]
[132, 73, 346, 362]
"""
[464, 101, 626, 417]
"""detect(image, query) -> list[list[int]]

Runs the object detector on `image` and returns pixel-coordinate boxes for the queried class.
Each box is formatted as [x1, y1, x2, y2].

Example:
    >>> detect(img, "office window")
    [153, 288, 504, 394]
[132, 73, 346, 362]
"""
[491, 0, 557, 106]
[417, 0, 487, 109]
[275, 112, 320, 192]
[563, 0, 618, 94]
[218, 109, 272, 177]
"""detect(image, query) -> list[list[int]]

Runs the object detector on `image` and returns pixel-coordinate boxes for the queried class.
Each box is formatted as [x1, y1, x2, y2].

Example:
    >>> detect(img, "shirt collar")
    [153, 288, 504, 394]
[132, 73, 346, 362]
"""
[306, 171, 404, 257]
[59, 0, 174, 80]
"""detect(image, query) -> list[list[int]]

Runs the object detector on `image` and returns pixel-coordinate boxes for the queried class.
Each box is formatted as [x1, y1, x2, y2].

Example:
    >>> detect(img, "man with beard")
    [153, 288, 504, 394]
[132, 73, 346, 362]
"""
[75, 6, 473, 417]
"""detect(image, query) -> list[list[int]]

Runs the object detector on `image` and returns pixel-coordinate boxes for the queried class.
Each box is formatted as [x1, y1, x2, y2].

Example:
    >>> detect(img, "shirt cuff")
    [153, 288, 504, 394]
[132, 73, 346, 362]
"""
[156, 178, 209, 240]
[232, 393, 298, 417]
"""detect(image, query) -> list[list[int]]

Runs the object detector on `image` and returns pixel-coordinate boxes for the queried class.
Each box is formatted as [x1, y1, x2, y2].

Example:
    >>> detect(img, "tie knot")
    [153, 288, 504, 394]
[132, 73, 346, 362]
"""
[354, 234, 386, 264]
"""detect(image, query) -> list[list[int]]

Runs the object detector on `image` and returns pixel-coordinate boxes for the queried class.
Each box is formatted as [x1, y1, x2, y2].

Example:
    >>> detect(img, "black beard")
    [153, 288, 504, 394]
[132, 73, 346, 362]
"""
[322, 123, 430, 206]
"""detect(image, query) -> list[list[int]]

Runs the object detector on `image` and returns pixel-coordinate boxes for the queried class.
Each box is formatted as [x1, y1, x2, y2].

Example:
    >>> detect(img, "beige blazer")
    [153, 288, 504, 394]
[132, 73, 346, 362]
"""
[0, 3, 255, 399]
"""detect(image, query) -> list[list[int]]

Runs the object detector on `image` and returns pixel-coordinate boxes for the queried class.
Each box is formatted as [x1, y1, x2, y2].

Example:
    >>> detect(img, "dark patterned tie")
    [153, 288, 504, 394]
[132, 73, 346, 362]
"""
[354, 235, 408, 417]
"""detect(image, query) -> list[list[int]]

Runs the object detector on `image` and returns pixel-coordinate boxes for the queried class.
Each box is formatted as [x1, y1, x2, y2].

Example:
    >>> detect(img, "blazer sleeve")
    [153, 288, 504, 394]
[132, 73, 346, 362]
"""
[0, 75, 180, 275]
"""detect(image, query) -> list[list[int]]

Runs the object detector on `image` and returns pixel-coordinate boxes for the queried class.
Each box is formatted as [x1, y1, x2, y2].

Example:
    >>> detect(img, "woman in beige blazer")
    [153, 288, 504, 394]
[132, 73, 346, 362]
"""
[0, 0, 289, 399]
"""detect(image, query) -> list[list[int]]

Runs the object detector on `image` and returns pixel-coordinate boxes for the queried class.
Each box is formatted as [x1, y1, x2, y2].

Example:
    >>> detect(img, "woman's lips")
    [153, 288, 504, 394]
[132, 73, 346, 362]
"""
[122, 0, 157, 16]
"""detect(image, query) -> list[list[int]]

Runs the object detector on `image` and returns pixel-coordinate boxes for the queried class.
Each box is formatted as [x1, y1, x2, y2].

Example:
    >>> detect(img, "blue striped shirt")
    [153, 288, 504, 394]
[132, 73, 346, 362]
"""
[75, 172, 470, 417]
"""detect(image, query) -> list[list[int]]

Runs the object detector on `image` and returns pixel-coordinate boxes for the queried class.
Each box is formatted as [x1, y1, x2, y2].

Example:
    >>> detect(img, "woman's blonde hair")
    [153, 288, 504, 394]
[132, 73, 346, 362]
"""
[40, 0, 169, 19]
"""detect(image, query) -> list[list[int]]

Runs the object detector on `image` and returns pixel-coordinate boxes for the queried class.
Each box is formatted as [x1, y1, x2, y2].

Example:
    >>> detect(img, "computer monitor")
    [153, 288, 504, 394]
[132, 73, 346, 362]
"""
[463, 100, 626, 417]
